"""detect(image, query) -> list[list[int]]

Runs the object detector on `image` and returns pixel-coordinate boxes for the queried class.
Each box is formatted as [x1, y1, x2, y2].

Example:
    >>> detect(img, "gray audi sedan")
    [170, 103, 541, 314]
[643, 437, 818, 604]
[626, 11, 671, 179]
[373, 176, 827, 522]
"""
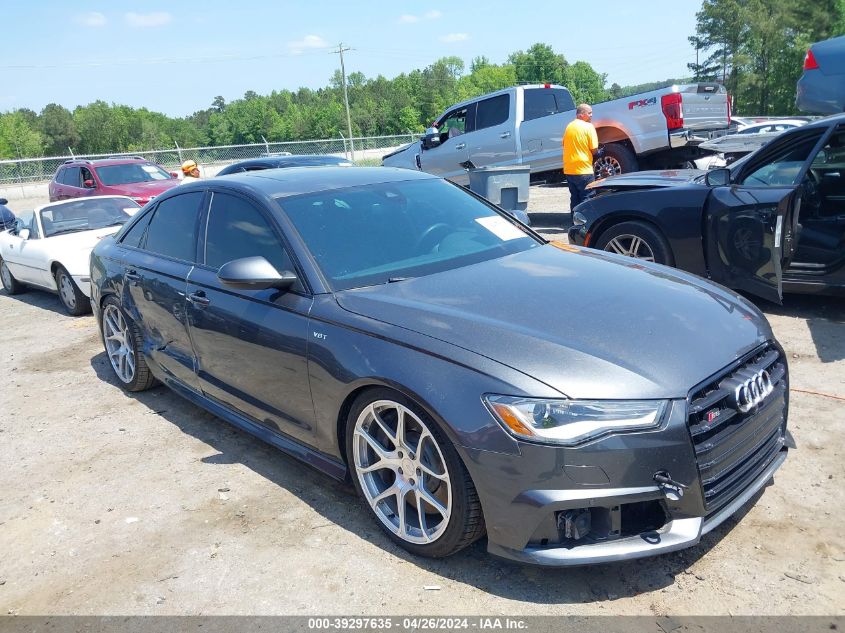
[90, 167, 790, 565]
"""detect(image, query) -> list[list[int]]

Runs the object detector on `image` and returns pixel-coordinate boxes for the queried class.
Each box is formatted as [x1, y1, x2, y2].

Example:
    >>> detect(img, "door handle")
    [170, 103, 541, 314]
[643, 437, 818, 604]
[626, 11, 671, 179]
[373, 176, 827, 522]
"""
[125, 270, 140, 285]
[454, 143, 466, 150]
[500, 131, 511, 139]
[188, 291, 210, 308]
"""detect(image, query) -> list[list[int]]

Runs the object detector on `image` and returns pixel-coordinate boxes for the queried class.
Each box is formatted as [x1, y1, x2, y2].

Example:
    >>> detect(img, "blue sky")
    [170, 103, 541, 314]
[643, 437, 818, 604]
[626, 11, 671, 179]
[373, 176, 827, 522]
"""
[3, 1, 704, 117]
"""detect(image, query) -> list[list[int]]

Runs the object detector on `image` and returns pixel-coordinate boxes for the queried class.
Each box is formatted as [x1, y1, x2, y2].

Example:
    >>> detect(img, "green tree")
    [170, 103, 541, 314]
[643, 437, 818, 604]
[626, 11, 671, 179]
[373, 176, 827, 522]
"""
[568, 61, 609, 104]
[508, 43, 569, 85]
[39, 103, 80, 155]
[0, 111, 44, 158]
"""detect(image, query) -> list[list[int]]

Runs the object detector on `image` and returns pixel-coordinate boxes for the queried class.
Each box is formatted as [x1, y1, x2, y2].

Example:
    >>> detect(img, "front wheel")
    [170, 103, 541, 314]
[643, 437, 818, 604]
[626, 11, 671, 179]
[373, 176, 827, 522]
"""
[55, 266, 90, 316]
[594, 221, 674, 266]
[0, 259, 25, 295]
[346, 388, 485, 558]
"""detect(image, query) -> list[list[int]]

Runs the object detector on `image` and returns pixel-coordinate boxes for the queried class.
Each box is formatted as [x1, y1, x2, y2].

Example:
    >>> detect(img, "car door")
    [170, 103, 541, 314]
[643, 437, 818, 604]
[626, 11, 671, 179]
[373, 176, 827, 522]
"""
[55, 166, 83, 200]
[465, 93, 517, 170]
[9, 213, 52, 287]
[185, 190, 316, 444]
[518, 87, 576, 172]
[704, 127, 829, 303]
[419, 104, 472, 182]
[120, 191, 205, 391]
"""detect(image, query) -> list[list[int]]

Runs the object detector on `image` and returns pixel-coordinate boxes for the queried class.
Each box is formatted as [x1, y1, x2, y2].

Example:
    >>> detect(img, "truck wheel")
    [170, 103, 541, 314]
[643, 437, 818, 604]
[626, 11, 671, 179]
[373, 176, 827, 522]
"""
[594, 221, 674, 266]
[594, 143, 638, 177]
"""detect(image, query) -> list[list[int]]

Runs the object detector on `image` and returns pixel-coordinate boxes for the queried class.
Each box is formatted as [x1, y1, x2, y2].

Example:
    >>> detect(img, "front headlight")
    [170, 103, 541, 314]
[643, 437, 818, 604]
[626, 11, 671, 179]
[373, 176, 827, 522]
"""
[572, 211, 587, 226]
[483, 395, 668, 446]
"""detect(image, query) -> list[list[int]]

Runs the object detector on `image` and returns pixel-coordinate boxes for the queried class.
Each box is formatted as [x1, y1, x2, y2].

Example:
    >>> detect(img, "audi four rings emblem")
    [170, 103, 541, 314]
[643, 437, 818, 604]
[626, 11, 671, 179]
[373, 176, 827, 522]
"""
[733, 370, 774, 413]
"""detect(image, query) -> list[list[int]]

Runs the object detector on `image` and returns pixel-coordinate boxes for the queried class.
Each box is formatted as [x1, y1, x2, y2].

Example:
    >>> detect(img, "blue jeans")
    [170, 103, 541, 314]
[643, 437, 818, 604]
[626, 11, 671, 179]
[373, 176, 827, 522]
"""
[566, 174, 595, 211]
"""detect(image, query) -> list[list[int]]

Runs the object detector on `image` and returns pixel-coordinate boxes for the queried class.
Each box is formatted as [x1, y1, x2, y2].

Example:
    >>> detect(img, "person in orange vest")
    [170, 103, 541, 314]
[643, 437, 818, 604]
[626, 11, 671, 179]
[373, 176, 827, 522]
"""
[562, 104, 602, 211]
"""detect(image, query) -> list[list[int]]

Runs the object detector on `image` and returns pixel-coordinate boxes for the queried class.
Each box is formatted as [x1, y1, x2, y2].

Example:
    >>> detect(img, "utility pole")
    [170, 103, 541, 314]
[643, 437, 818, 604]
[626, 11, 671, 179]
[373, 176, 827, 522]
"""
[332, 43, 355, 160]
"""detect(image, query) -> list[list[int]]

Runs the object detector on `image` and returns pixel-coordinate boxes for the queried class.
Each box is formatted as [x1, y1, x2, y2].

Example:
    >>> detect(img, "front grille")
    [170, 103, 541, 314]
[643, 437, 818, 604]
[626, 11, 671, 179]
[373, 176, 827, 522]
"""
[687, 344, 787, 515]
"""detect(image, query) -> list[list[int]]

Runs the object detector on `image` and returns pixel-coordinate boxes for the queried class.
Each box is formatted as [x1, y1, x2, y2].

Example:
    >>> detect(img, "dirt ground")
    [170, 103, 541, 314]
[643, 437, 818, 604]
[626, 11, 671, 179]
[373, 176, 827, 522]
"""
[0, 186, 843, 616]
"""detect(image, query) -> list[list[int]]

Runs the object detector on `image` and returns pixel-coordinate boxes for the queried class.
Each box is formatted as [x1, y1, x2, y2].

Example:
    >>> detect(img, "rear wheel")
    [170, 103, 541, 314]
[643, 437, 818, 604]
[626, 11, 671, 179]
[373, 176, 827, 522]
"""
[0, 259, 25, 295]
[101, 296, 156, 392]
[55, 266, 89, 316]
[594, 221, 674, 266]
[346, 388, 485, 558]
[594, 143, 638, 177]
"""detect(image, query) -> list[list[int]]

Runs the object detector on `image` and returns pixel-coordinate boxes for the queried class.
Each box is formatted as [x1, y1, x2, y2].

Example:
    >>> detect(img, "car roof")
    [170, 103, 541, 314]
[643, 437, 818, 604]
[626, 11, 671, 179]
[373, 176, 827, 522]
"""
[62, 157, 156, 167]
[203, 166, 438, 199]
[800, 112, 845, 131]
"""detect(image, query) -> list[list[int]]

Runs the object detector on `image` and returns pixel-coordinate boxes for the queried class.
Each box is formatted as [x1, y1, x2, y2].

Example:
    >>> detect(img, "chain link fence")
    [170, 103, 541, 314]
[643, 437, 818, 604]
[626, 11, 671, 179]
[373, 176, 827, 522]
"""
[0, 134, 419, 185]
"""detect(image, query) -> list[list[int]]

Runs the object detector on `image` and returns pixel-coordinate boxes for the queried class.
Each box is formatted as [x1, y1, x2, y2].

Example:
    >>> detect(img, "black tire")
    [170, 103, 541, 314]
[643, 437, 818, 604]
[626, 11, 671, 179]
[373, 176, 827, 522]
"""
[594, 143, 639, 177]
[345, 387, 485, 558]
[594, 220, 675, 266]
[0, 259, 25, 295]
[55, 266, 90, 316]
[100, 295, 157, 392]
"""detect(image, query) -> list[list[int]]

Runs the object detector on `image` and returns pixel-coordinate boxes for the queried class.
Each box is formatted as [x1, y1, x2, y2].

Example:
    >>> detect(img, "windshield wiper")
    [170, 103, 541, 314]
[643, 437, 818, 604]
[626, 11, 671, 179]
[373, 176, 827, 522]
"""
[47, 228, 86, 237]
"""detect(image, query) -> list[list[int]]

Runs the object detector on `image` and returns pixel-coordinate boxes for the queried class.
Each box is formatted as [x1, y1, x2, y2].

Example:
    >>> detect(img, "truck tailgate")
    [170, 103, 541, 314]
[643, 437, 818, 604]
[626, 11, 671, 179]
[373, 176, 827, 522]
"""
[680, 84, 730, 131]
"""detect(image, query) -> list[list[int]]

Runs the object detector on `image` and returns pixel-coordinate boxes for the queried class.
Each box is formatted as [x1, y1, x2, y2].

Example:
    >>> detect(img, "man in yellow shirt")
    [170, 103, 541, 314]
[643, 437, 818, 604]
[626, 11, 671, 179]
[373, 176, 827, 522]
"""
[562, 104, 600, 211]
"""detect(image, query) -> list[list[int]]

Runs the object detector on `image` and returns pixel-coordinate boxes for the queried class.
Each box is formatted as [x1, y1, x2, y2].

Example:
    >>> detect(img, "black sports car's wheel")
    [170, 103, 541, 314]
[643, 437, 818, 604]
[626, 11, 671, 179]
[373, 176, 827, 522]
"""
[346, 388, 485, 558]
[0, 259, 25, 295]
[55, 266, 90, 316]
[595, 221, 675, 266]
[100, 296, 157, 392]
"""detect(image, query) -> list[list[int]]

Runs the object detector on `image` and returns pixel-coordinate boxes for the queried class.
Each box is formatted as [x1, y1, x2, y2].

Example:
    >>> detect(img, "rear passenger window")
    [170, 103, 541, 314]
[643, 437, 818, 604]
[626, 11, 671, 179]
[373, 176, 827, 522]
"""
[553, 89, 575, 112]
[120, 210, 153, 249]
[62, 167, 81, 187]
[144, 192, 204, 262]
[204, 192, 292, 274]
[475, 95, 510, 130]
[524, 90, 558, 121]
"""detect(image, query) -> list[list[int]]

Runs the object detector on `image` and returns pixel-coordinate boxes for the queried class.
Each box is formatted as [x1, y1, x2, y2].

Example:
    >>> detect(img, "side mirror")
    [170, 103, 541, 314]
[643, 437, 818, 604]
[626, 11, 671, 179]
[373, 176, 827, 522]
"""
[0, 198, 7, 205]
[705, 168, 731, 186]
[18, 228, 31, 240]
[217, 256, 297, 291]
[83, 179, 96, 189]
[421, 132, 442, 150]
[170, 172, 179, 178]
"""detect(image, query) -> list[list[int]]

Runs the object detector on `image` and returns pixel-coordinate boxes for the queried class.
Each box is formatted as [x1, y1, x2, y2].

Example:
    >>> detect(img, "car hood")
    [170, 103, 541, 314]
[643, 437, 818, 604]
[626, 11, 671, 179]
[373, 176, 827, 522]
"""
[108, 180, 180, 197]
[334, 245, 771, 399]
[588, 169, 704, 192]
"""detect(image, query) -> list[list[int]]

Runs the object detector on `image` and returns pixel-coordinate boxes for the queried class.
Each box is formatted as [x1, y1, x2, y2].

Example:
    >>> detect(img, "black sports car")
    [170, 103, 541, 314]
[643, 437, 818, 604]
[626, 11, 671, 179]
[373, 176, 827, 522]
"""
[569, 113, 845, 302]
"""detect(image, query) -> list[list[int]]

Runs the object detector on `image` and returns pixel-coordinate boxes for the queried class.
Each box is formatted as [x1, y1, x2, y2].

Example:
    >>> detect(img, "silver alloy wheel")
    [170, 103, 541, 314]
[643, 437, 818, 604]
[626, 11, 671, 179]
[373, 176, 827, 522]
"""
[1, 262, 11, 288]
[594, 155, 623, 178]
[102, 304, 136, 384]
[353, 400, 452, 544]
[603, 234, 656, 261]
[58, 272, 76, 309]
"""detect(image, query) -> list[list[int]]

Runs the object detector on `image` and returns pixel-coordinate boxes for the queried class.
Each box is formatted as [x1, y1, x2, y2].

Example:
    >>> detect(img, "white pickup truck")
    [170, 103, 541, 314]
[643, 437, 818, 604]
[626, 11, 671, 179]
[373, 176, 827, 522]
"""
[383, 83, 731, 183]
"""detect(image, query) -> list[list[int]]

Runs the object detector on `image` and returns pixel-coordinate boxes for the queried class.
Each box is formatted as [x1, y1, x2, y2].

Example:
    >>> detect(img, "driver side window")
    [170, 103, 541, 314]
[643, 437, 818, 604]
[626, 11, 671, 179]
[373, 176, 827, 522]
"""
[740, 131, 824, 186]
[437, 106, 469, 142]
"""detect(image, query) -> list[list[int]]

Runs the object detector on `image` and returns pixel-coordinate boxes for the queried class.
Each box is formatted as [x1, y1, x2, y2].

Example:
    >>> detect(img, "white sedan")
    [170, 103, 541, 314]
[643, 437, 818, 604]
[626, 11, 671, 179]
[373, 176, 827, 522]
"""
[0, 196, 140, 315]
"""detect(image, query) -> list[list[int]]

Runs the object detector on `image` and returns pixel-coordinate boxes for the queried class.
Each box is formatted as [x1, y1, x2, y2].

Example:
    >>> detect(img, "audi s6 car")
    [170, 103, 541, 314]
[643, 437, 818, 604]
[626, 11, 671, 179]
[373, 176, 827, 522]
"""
[569, 113, 845, 302]
[90, 167, 790, 565]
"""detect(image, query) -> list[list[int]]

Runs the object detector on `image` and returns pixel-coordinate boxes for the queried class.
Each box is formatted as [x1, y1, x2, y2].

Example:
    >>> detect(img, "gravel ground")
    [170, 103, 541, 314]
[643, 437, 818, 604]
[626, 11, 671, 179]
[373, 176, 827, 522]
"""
[0, 186, 843, 616]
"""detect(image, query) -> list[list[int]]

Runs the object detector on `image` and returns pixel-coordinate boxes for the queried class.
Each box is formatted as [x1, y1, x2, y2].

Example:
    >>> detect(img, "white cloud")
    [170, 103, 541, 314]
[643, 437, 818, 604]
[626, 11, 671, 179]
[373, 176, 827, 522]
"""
[287, 34, 329, 55]
[125, 12, 172, 28]
[440, 33, 469, 42]
[398, 14, 419, 23]
[424, 10, 442, 19]
[76, 11, 107, 27]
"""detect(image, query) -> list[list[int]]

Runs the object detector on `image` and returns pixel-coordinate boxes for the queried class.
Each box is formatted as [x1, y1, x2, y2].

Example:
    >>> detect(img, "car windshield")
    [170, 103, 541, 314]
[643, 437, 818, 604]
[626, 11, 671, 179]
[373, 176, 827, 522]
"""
[97, 163, 172, 185]
[277, 179, 539, 291]
[40, 198, 140, 237]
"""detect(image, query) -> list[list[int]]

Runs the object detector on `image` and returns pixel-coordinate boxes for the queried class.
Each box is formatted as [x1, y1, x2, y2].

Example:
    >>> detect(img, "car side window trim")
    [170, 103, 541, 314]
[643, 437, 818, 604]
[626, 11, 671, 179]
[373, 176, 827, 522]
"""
[196, 188, 313, 295]
[136, 191, 207, 264]
[117, 206, 156, 250]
